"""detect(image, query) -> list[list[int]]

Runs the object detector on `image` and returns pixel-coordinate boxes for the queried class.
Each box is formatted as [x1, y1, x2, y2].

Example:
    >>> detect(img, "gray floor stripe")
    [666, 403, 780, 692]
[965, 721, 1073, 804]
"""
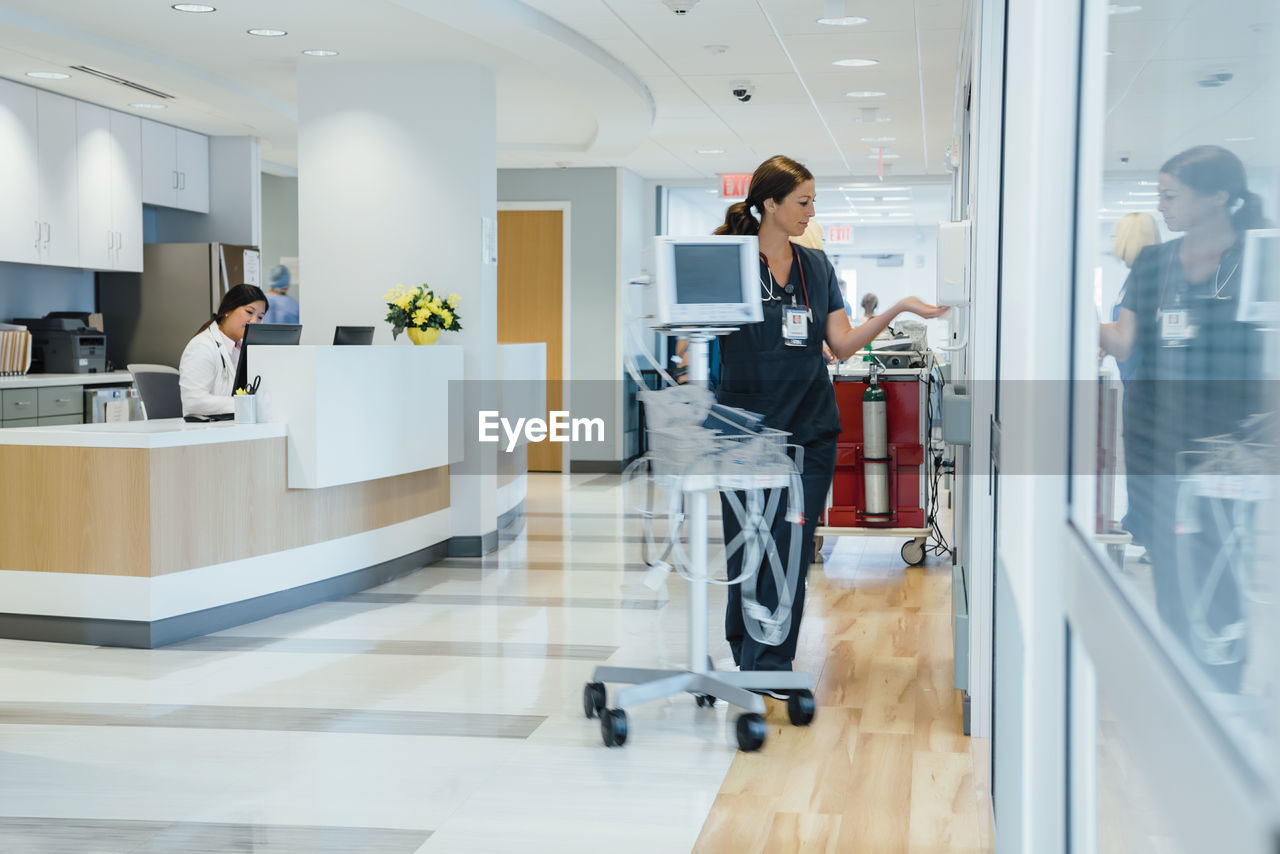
[0, 817, 430, 853]
[168, 635, 617, 661]
[346, 592, 667, 610]
[431, 559, 651, 573]
[0, 702, 545, 739]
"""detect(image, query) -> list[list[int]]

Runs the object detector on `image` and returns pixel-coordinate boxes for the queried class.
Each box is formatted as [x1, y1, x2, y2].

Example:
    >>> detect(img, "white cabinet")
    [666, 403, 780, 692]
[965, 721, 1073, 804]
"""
[0, 80, 80, 267]
[141, 119, 209, 213]
[0, 78, 40, 265]
[35, 91, 80, 267]
[76, 103, 142, 272]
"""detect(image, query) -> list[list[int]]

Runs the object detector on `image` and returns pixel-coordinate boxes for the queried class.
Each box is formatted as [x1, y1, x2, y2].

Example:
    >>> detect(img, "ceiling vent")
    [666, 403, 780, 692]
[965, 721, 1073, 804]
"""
[70, 66, 175, 100]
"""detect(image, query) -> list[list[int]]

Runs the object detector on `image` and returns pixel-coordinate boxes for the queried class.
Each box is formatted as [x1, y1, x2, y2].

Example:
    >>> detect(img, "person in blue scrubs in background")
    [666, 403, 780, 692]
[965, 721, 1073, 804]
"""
[714, 154, 946, 677]
[263, 264, 300, 324]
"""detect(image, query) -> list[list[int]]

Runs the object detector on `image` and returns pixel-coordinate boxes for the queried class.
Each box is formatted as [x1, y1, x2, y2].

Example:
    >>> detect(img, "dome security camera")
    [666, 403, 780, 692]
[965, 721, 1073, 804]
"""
[661, 0, 700, 13]
[731, 82, 754, 102]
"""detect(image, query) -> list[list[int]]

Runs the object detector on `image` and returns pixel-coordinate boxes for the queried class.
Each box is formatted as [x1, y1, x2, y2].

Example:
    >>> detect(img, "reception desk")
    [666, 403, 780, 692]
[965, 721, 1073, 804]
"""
[0, 345, 464, 648]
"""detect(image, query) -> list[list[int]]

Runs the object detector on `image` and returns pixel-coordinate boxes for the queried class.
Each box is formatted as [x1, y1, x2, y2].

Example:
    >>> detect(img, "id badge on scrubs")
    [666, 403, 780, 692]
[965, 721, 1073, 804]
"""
[1160, 308, 1194, 346]
[782, 305, 808, 347]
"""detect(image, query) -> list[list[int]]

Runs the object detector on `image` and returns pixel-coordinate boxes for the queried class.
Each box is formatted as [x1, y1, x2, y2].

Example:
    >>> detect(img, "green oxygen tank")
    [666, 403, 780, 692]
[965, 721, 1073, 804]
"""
[862, 361, 890, 519]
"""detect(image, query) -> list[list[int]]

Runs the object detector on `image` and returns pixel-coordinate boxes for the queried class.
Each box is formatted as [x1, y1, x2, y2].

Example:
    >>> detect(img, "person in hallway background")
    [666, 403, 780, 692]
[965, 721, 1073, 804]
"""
[860, 292, 879, 322]
[1099, 211, 1161, 548]
[714, 154, 945, 677]
[262, 264, 300, 324]
[179, 284, 268, 417]
[1099, 145, 1267, 693]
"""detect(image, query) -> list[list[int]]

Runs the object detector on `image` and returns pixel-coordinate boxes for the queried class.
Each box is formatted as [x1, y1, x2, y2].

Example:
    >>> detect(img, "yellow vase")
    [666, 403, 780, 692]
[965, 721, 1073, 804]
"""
[406, 327, 441, 345]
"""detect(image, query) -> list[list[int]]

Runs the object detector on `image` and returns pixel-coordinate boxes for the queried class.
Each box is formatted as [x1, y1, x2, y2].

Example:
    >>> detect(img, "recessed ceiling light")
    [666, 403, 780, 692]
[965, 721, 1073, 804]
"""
[129, 103, 168, 110]
[882, 196, 911, 201]
[172, 3, 215, 12]
[860, 136, 896, 142]
[867, 153, 901, 159]
[696, 148, 725, 155]
[845, 91, 887, 99]
[817, 16, 869, 26]
[833, 59, 879, 67]
[301, 49, 339, 57]
[1225, 136, 1256, 142]
[26, 71, 70, 80]
[248, 28, 287, 37]
[1108, 4, 1142, 13]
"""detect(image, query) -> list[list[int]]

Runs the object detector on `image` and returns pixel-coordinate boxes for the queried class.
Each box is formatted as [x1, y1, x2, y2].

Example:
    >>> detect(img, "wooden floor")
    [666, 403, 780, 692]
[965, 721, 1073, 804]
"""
[694, 535, 995, 854]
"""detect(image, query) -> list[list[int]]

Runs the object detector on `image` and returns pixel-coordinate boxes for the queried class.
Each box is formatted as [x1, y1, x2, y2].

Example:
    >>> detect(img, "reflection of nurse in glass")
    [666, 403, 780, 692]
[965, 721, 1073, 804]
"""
[1099, 145, 1267, 691]
[712, 155, 945, 674]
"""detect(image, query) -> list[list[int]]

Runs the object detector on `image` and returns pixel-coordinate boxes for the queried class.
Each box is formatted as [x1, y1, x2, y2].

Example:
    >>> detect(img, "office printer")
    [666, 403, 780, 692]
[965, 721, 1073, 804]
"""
[15, 314, 108, 374]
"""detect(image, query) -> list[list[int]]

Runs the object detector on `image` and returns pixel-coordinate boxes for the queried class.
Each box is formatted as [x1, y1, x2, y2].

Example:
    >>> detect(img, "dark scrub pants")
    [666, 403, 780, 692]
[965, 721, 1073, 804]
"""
[715, 244, 844, 671]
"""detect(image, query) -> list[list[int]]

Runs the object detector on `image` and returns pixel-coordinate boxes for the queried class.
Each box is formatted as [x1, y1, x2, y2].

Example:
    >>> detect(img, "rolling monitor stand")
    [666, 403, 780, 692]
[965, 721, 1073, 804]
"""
[585, 331, 816, 753]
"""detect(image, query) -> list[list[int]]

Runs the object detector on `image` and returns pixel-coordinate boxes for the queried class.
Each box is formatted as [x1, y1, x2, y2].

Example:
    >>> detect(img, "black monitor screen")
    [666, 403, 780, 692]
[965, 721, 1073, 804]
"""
[672, 244, 743, 304]
[333, 325, 374, 345]
[235, 323, 301, 392]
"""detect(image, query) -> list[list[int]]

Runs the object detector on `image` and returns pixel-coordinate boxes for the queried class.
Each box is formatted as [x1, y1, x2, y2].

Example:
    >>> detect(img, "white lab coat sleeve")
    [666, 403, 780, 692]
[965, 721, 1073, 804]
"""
[178, 332, 234, 416]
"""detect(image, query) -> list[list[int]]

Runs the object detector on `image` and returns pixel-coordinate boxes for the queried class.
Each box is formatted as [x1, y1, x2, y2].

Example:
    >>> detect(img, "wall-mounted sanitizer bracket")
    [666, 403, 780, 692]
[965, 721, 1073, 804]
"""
[934, 220, 972, 352]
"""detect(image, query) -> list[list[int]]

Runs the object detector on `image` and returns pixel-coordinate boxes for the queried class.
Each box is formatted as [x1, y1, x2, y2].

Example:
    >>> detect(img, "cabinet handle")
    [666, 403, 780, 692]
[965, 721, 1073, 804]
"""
[116, 231, 123, 251]
[14, 400, 31, 407]
[43, 222, 50, 248]
[108, 230, 114, 253]
[173, 170, 179, 190]
[55, 398, 71, 404]
[35, 220, 41, 250]
[179, 171, 186, 190]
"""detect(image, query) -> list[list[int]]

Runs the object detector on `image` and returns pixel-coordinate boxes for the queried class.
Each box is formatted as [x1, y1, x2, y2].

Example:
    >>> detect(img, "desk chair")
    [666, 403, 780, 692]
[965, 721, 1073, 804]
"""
[127, 364, 182, 420]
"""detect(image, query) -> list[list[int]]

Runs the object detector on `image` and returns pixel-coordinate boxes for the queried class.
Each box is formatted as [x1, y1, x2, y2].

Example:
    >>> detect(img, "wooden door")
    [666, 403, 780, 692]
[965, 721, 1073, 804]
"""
[497, 209, 563, 472]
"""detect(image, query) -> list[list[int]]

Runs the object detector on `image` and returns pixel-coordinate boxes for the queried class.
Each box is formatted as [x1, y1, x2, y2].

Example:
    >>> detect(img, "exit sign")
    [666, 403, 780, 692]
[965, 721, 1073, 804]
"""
[827, 225, 853, 244]
[721, 173, 751, 198]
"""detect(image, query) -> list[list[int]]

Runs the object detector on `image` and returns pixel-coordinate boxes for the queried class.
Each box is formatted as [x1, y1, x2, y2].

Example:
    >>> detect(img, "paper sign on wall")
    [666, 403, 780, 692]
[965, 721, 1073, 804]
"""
[483, 216, 498, 265]
[243, 250, 261, 286]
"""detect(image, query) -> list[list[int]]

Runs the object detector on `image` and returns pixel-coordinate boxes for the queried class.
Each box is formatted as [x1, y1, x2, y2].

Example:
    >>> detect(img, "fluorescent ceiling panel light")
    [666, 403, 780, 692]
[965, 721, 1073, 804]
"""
[867, 153, 901, 159]
[1108, 4, 1142, 13]
[845, 91, 887, 99]
[1127, 191, 1158, 196]
[696, 148, 725, 155]
[172, 3, 215, 11]
[816, 16, 869, 26]
[1137, 180, 1157, 186]
[1225, 136, 1256, 142]
[839, 185, 909, 191]
[26, 71, 70, 79]
[860, 136, 896, 142]
[129, 103, 167, 110]
[833, 59, 879, 67]
[248, 28, 287, 37]
[882, 196, 911, 201]
[889, 213, 911, 217]
[1118, 200, 1154, 206]
[301, 49, 338, 56]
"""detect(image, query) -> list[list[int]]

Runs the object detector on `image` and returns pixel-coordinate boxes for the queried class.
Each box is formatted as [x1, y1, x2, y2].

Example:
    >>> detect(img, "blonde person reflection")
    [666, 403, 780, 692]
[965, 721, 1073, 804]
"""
[1099, 145, 1267, 692]
[1099, 212, 1160, 547]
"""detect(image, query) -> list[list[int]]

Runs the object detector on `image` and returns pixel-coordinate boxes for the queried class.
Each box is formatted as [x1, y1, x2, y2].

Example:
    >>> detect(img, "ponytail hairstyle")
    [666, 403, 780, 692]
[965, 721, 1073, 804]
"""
[1160, 145, 1269, 233]
[197, 283, 268, 334]
[715, 155, 815, 236]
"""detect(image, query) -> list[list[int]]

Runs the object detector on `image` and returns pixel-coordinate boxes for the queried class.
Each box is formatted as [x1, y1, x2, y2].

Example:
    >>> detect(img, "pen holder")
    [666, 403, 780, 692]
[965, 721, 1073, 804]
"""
[234, 394, 257, 424]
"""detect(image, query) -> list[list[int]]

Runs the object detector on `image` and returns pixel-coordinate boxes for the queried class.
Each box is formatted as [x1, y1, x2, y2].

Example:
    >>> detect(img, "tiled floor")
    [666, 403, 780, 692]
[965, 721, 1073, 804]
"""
[0, 473, 989, 853]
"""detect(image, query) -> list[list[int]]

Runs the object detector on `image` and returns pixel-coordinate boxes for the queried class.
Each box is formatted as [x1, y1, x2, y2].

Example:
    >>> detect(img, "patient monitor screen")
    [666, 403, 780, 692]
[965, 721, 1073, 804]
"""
[673, 244, 742, 304]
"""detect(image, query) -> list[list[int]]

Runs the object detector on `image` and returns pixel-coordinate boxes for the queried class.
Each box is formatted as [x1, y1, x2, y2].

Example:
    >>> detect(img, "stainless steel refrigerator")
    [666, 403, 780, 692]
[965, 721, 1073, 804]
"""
[97, 242, 259, 369]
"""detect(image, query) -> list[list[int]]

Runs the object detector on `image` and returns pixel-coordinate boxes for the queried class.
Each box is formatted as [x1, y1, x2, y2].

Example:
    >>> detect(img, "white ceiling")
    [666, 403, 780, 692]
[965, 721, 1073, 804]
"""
[0, 0, 965, 193]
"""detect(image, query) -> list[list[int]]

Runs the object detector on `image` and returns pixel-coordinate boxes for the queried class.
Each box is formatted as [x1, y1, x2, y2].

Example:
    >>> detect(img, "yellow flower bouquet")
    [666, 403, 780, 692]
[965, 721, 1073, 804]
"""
[383, 284, 463, 341]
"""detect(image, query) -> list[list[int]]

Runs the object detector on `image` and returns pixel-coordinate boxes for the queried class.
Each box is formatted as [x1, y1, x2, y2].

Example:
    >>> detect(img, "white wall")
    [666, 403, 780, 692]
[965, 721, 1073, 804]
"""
[0, 263, 93, 324]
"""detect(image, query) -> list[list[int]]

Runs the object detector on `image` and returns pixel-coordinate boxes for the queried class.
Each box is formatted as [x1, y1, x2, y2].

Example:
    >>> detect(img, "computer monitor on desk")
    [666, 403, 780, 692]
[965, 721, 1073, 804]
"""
[235, 323, 301, 392]
[333, 325, 374, 345]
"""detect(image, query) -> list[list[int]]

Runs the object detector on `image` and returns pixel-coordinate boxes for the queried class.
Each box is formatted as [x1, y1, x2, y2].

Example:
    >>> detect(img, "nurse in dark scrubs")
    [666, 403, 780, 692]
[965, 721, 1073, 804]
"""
[715, 155, 946, 674]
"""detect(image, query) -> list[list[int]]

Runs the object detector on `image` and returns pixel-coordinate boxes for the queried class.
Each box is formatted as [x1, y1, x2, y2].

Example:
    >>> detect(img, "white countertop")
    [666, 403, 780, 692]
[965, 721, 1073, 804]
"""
[0, 371, 134, 389]
[0, 417, 286, 448]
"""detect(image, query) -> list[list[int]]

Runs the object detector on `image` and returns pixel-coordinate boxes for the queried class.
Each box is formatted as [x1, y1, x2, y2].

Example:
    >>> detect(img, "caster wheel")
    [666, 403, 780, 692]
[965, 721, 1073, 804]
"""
[901, 538, 926, 566]
[787, 690, 816, 726]
[583, 682, 606, 719]
[600, 708, 628, 747]
[695, 694, 717, 708]
[735, 713, 767, 752]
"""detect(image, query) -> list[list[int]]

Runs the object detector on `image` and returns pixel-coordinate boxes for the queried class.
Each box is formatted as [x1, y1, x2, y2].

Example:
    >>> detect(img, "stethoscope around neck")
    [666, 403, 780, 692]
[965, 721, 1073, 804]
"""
[759, 251, 809, 307]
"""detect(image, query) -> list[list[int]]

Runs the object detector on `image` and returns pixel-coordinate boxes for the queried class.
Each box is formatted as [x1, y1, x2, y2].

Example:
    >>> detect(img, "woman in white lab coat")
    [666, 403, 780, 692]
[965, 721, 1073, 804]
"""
[178, 283, 268, 417]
